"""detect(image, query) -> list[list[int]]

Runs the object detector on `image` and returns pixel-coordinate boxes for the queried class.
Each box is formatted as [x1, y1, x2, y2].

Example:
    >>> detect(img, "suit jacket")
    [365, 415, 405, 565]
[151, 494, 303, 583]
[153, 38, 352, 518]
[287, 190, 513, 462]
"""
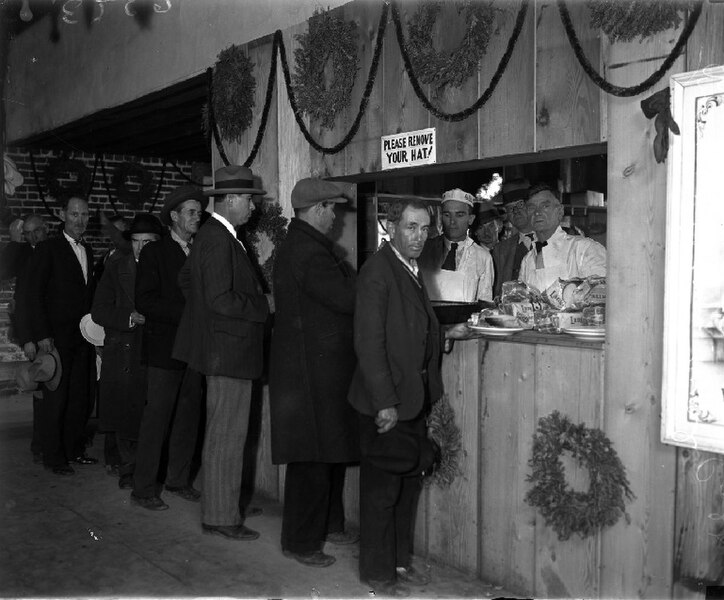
[491, 234, 529, 298]
[172, 217, 269, 378]
[6, 243, 36, 345]
[347, 243, 443, 421]
[91, 251, 146, 436]
[25, 235, 95, 348]
[135, 235, 188, 370]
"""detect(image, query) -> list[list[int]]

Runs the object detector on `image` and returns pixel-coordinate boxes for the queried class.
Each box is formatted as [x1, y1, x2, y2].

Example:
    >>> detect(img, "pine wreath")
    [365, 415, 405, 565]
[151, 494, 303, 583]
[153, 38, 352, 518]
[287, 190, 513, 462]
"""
[112, 161, 154, 208]
[44, 157, 91, 200]
[212, 44, 256, 143]
[406, 0, 500, 92]
[425, 394, 462, 488]
[292, 8, 359, 130]
[247, 201, 288, 291]
[586, 0, 690, 43]
[525, 411, 635, 541]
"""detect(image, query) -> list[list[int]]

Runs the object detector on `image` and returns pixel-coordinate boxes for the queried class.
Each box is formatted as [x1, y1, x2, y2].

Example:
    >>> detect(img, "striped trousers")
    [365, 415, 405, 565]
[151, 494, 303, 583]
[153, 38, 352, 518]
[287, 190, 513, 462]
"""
[201, 375, 252, 526]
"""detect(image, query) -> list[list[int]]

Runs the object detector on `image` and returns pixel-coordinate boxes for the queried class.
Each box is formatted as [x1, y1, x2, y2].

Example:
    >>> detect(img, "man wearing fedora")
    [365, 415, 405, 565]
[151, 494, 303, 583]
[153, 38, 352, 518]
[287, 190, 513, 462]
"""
[418, 188, 493, 303]
[25, 194, 97, 475]
[131, 186, 206, 510]
[269, 177, 359, 568]
[92, 214, 163, 490]
[348, 198, 476, 597]
[173, 166, 271, 540]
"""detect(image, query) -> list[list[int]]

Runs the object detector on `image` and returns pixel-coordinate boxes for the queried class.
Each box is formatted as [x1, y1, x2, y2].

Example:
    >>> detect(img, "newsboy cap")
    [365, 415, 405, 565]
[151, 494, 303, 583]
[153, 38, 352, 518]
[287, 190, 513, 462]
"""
[160, 185, 208, 226]
[291, 178, 353, 209]
[204, 165, 266, 196]
[441, 188, 475, 207]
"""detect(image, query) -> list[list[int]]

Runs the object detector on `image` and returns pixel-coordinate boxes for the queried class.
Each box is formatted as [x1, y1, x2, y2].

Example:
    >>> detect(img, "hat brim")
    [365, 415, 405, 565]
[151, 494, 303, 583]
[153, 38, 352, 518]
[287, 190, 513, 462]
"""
[80, 314, 105, 347]
[204, 187, 266, 196]
[45, 349, 62, 391]
[160, 195, 209, 226]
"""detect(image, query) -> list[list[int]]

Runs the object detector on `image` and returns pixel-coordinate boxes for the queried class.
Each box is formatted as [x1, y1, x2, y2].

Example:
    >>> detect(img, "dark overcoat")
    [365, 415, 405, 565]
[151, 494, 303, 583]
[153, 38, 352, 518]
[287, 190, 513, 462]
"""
[269, 218, 358, 465]
[135, 235, 188, 370]
[173, 216, 269, 378]
[91, 251, 146, 438]
[347, 242, 443, 421]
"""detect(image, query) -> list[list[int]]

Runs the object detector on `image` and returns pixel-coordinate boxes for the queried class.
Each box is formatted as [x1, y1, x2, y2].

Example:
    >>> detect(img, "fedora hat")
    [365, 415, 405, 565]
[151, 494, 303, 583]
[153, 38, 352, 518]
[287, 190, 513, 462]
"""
[16, 348, 62, 392]
[476, 200, 503, 224]
[204, 165, 266, 196]
[159, 185, 208, 226]
[501, 178, 530, 206]
[123, 213, 165, 240]
[80, 313, 105, 347]
[365, 427, 437, 476]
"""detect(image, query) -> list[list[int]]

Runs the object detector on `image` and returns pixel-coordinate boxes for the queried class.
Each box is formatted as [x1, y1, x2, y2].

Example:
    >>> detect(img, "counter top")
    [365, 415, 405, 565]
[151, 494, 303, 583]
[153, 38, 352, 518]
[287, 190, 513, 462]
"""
[472, 329, 605, 349]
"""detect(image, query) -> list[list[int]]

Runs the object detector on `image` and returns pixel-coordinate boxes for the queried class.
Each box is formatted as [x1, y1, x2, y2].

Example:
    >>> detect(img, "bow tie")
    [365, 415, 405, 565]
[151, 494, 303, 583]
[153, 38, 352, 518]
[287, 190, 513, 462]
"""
[535, 240, 548, 253]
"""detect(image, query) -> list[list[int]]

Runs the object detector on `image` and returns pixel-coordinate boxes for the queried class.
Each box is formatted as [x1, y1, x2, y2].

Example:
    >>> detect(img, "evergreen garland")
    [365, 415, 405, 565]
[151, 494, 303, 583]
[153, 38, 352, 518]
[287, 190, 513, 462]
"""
[426, 395, 462, 488]
[246, 202, 288, 291]
[587, 0, 690, 43]
[292, 9, 359, 130]
[212, 44, 256, 143]
[407, 0, 499, 92]
[525, 411, 635, 541]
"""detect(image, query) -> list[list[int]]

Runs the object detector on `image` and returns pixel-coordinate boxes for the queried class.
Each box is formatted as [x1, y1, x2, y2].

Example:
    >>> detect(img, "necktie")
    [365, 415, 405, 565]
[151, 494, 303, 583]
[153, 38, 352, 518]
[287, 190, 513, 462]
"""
[535, 240, 547, 269]
[441, 242, 458, 271]
[535, 240, 548, 253]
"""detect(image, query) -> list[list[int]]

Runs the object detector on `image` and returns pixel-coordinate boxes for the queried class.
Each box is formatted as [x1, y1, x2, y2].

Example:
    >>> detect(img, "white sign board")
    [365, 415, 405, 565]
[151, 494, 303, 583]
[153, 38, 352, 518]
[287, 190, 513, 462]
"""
[380, 127, 436, 170]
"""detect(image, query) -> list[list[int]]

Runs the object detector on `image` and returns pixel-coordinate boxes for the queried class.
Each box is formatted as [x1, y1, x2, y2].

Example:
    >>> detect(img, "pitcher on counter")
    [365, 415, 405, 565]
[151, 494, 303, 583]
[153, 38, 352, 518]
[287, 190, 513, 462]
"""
[417, 188, 493, 302]
[520, 183, 607, 292]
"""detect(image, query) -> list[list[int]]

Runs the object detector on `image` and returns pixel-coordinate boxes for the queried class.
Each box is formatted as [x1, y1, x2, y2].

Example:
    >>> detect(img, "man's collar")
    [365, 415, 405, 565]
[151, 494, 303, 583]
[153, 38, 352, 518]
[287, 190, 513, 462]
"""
[389, 241, 419, 276]
[170, 228, 191, 247]
[63, 230, 82, 245]
[211, 212, 236, 236]
[443, 235, 472, 249]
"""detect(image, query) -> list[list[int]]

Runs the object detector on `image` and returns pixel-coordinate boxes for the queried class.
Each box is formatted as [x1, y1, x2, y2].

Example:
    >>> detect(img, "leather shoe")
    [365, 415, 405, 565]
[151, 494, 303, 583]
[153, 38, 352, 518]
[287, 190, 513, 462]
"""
[283, 549, 335, 568]
[202, 523, 259, 541]
[131, 494, 169, 511]
[118, 473, 133, 489]
[364, 579, 410, 598]
[70, 454, 98, 465]
[48, 464, 75, 476]
[395, 565, 430, 586]
[325, 530, 359, 545]
[165, 485, 201, 502]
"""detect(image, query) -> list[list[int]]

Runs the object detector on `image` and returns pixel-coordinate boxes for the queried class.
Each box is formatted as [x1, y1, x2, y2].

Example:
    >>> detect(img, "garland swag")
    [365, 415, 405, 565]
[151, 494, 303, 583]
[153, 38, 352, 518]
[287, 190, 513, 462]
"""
[525, 411, 634, 541]
[406, 0, 500, 92]
[292, 9, 359, 130]
[211, 44, 256, 143]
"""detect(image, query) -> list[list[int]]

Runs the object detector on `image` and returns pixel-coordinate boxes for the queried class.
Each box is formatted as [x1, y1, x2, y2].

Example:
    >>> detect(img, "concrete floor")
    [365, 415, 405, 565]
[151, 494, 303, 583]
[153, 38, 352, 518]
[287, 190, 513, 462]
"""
[0, 393, 515, 599]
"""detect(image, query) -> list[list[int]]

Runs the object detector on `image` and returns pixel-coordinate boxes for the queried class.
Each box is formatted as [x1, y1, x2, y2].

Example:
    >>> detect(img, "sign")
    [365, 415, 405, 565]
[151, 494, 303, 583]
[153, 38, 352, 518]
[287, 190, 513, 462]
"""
[380, 127, 436, 171]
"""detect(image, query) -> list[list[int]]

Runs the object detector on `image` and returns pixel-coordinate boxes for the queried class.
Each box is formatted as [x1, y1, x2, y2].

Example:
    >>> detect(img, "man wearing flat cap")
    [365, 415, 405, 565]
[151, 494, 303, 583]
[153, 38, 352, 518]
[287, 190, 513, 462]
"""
[269, 177, 359, 568]
[131, 186, 206, 510]
[418, 188, 493, 303]
[173, 166, 271, 540]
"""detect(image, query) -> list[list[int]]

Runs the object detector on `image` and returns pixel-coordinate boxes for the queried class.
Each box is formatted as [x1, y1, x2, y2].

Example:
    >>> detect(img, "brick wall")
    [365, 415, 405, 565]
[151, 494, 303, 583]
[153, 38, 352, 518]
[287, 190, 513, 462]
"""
[2, 147, 209, 259]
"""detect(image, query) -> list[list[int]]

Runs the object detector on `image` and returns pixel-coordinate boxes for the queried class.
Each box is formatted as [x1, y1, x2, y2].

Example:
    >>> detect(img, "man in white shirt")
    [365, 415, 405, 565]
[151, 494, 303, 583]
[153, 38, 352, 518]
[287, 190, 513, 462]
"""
[519, 184, 606, 292]
[418, 188, 493, 302]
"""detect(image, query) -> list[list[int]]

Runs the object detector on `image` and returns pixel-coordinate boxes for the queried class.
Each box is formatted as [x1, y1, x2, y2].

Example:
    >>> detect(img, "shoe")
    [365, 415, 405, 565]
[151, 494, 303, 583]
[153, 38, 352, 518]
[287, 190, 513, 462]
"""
[130, 493, 169, 511]
[201, 523, 260, 541]
[48, 464, 75, 476]
[70, 454, 98, 465]
[106, 464, 120, 477]
[364, 579, 410, 598]
[242, 506, 263, 518]
[395, 565, 430, 587]
[118, 474, 133, 490]
[283, 549, 335, 568]
[165, 485, 201, 502]
[325, 530, 359, 545]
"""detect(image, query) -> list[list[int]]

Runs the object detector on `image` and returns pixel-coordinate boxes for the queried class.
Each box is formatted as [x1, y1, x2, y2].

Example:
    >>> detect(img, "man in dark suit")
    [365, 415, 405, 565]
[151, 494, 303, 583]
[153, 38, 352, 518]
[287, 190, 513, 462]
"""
[173, 166, 271, 540]
[270, 178, 359, 568]
[348, 199, 474, 598]
[26, 195, 97, 475]
[131, 186, 205, 511]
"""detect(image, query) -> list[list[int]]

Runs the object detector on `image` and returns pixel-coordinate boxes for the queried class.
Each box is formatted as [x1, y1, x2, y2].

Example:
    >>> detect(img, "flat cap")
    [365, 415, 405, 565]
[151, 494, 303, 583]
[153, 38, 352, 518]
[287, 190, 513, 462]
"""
[291, 178, 352, 209]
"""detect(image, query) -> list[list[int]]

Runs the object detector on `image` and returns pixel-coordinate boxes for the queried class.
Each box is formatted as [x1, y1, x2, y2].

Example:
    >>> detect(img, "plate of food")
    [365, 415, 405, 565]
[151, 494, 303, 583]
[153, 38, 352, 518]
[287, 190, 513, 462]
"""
[561, 326, 606, 340]
[468, 325, 526, 337]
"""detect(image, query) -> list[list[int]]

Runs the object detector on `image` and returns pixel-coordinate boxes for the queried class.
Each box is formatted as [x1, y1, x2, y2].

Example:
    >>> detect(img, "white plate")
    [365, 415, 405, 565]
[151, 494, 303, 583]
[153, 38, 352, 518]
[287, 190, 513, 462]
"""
[562, 326, 605, 339]
[469, 325, 526, 337]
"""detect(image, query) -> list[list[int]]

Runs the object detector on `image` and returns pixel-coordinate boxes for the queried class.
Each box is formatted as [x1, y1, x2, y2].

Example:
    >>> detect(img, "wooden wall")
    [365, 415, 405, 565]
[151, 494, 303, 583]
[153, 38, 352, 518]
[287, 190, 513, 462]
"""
[217, 1, 724, 598]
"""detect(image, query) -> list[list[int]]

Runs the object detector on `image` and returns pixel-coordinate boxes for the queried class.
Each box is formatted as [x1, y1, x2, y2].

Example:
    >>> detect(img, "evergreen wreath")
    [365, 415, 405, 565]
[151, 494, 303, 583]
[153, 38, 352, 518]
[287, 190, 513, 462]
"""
[525, 411, 635, 541]
[292, 8, 359, 130]
[586, 0, 690, 43]
[112, 161, 154, 208]
[212, 44, 256, 143]
[44, 156, 91, 200]
[406, 0, 499, 92]
[425, 394, 462, 488]
[246, 201, 288, 291]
